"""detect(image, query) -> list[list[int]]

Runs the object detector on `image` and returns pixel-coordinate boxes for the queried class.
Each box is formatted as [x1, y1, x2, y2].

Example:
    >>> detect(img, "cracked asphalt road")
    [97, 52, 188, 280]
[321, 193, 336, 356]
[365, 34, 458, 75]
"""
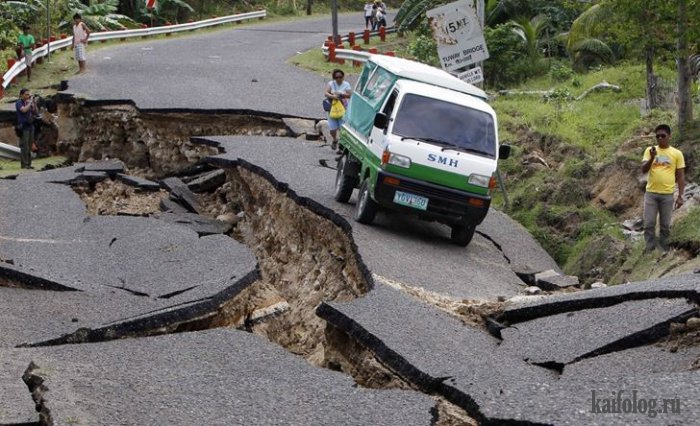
[1, 11, 699, 426]
[207, 135, 555, 300]
[66, 14, 373, 116]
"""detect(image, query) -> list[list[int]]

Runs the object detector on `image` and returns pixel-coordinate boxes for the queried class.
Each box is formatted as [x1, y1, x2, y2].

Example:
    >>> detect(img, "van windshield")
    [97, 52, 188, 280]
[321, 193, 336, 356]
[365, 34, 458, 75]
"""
[392, 94, 496, 158]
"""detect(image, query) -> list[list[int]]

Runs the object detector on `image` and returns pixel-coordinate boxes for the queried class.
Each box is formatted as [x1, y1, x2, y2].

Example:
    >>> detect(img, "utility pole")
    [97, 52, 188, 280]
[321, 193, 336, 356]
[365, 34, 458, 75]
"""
[46, 0, 51, 62]
[331, 0, 339, 45]
[475, 0, 484, 87]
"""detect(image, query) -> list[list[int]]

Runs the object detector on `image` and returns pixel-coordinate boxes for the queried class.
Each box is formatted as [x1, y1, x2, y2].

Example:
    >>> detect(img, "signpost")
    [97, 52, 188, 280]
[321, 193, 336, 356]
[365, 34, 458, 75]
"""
[427, 0, 489, 73]
[457, 66, 483, 85]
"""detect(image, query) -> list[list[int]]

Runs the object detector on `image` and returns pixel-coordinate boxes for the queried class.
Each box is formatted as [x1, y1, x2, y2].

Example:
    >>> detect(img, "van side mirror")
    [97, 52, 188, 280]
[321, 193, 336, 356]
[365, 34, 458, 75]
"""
[499, 144, 511, 160]
[374, 112, 388, 129]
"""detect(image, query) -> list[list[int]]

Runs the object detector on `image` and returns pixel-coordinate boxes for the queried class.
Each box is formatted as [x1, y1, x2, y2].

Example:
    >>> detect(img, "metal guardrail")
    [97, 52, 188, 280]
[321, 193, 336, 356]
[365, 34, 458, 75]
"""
[0, 141, 21, 160]
[1, 10, 266, 91]
[321, 26, 397, 63]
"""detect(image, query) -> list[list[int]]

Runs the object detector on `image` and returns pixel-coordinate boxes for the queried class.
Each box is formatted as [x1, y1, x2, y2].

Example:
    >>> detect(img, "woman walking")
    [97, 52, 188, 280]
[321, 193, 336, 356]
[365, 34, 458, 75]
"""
[324, 69, 352, 150]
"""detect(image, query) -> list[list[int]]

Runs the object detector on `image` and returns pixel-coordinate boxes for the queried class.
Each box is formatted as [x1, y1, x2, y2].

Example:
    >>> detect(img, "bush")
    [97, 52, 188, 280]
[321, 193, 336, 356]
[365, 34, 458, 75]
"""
[408, 34, 438, 66]
[484, 24, 548, 88]
[548, 61, 574, 81]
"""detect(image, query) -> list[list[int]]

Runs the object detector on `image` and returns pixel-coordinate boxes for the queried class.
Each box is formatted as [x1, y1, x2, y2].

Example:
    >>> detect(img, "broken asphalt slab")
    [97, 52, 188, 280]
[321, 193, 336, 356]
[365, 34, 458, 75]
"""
[500, 274, 700, 324]
[0, 354, 37, 425]
[202, 135, 544, 300]
[3, 329, 435, 425]
[316, 283, 558, 424]
[1, 212, 253, 298]
[186, 169, 226, 193]
[116, 173, 161, 191]
[498, 298, 698, 366]
[153, 211, 232, 236]
[0, 166, 260, 347]
[77, 160, 125, 176]
[317, 283, 700, 424]
[491, 371, 698, 425]
[161, 176, 203, 214]
[563, 343, 700, 377]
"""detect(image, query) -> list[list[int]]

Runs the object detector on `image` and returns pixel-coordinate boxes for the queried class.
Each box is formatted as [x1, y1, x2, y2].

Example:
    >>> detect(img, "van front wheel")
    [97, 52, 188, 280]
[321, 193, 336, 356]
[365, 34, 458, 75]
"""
[451, 224, 476, 247]
[354, 178, 378, 224]
[334, 154, 357, 203]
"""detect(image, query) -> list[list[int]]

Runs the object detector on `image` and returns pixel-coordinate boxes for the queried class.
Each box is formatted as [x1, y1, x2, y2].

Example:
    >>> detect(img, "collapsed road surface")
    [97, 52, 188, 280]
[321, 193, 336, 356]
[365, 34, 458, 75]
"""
[1, 12, 699, 426]
[0, 141, 698, 424]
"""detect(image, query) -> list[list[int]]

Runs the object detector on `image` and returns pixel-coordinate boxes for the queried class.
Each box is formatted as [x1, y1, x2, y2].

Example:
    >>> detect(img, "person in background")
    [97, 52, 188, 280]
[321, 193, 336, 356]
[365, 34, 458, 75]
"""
[641, 124, 685, 252]
[371, 4, 378, 31]
[17, 25, 35, 82]
[15, 88, 38, 170]
[72, 13, 91, 74]
[364, 1, 374, 29]
[375, 7, 387, 29]
[324, 69, 352, 150]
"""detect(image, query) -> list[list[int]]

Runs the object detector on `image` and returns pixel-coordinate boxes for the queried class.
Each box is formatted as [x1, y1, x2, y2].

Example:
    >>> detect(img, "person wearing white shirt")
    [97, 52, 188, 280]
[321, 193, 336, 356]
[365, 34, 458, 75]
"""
[364, 1, 374, 29]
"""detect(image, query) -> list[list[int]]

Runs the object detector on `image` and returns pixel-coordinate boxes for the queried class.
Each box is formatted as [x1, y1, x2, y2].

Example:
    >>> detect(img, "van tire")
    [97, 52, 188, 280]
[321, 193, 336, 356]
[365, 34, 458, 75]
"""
[334, 154, 358, 203]
[451, 225, 475, 247]
[354, 178, 378, 224]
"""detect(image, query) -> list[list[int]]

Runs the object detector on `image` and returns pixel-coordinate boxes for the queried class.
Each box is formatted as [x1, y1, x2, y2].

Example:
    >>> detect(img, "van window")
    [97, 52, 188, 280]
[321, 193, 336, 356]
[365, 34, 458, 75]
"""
[383, 90, 398, 116]
[362, 67, 393, 107]
[355, 62, 376, 94]
[392, 94, 496, 158]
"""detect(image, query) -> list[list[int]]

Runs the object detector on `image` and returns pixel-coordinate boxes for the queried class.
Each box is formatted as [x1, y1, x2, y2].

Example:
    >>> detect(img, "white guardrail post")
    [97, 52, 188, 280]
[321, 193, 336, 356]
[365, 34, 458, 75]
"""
[1, 10, 266, 94]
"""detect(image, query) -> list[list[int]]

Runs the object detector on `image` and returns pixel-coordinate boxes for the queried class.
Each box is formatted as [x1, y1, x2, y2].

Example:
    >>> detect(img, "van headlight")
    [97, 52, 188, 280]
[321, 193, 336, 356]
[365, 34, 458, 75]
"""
[468, 174, 490, 187]
[388, 153, 411, 168]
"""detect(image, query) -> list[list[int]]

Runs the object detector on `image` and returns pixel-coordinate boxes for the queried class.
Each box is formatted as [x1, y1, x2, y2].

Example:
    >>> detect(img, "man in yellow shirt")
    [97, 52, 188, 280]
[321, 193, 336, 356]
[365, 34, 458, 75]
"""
[641, 124, 685, 252]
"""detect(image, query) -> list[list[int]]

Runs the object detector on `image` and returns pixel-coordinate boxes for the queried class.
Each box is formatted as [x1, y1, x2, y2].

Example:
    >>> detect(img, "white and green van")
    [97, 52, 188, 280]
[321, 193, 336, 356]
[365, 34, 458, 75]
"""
[334, 55, 510, 246]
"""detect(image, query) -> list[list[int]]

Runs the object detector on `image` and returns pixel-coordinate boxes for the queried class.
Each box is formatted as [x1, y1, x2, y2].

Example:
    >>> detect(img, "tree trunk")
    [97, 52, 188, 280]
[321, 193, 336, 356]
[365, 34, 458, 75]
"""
[306, 0, 312, 15]
[645, 45, 657, 110]
[677, 0, 692, 141]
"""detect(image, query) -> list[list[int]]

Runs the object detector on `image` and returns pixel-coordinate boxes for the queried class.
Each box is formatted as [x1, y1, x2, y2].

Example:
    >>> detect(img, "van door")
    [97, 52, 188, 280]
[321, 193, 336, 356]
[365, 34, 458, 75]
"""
[368, 89, 398, 157]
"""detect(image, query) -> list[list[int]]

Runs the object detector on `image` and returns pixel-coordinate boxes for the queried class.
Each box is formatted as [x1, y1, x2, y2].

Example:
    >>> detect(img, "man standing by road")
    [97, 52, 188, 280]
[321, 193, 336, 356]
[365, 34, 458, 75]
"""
[17, 25, 35, 82]
[15, 88, 38, 170]
[641, 124, 685, 252]
[72, 13, 90, 74]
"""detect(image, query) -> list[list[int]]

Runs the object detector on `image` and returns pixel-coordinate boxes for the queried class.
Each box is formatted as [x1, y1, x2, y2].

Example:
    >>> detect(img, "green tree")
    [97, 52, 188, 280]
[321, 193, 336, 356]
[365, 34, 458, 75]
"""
[58, 0, 135, 31]
[564, 3, 614, 70]
[510, 14, 549, 62]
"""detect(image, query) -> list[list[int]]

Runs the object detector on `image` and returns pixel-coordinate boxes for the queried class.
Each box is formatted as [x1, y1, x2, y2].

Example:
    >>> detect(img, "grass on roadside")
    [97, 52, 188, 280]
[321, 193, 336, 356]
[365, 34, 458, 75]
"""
[288, 33, 411, 77]
[0, 156, 68, 177]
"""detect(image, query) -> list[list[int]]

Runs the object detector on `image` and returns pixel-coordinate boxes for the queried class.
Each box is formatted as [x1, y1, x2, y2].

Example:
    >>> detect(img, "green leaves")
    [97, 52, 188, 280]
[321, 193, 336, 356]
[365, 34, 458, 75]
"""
[394, 0, 440, 32]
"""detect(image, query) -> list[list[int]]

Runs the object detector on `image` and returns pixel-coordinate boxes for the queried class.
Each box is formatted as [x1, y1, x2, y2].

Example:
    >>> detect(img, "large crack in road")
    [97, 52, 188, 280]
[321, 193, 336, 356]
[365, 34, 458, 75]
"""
[1, 96, 699, 425]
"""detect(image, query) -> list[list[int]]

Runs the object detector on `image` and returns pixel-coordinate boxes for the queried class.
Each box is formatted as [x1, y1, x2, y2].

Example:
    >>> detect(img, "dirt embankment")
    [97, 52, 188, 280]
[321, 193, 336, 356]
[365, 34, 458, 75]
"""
[506, 124, 700, 285]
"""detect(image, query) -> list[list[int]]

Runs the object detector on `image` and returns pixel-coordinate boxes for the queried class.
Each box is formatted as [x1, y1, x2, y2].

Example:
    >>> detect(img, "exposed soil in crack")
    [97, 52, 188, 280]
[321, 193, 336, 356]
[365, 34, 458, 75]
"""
[75, 180, 168, 216]
[373, 273, 505, 328]
[53, 100, 292, 179]
[323, 323, 479, 426]
[662, 316, 700, 364]
[22, 362, 52, 425]
[191, 165, 371, 364]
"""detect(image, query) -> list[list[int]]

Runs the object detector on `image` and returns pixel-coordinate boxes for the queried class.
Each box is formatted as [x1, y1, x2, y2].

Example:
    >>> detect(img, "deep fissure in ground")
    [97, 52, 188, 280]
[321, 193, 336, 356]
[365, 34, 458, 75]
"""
[8, 99, 482, 425]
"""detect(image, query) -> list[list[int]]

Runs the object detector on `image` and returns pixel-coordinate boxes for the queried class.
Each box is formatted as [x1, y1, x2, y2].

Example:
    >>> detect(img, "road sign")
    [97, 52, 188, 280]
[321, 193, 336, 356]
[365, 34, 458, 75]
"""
[427, 0, 489, 72]
[457, 66, 483, 85]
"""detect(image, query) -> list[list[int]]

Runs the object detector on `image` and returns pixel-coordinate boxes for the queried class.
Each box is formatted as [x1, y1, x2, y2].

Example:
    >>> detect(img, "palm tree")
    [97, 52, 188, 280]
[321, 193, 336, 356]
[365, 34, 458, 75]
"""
[395, 0, 530, 31]
[485, 0, 530, 26]
[510, 14, 549, 61]
[58, 0, 135, 31]
[564, 3, 614, 70]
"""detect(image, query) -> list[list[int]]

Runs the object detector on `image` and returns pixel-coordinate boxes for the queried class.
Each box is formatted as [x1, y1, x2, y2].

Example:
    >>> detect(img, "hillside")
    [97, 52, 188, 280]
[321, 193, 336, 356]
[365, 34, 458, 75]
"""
[491, 63, 700, 285]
